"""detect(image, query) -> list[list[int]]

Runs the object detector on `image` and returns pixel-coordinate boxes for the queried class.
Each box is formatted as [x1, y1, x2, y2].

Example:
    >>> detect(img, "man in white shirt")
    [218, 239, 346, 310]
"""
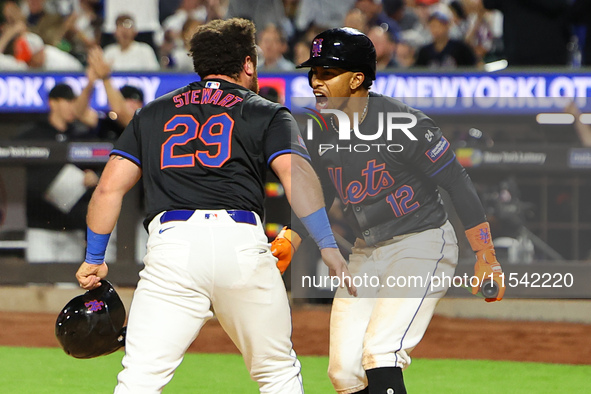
[103, 14, 160, 71]
[101, 0, 161, 51]
[0, 53, 27, 70]
[13, 32, 83, 71]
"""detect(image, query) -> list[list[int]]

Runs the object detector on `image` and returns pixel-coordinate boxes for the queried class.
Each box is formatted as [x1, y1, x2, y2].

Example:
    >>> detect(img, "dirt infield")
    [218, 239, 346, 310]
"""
[2, 306, 590, 365]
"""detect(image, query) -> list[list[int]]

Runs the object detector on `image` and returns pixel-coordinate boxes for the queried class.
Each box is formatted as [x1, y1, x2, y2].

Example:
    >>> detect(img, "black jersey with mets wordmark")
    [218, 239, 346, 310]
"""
[113, 79, 309, 225]
[305, 93, 485, 245]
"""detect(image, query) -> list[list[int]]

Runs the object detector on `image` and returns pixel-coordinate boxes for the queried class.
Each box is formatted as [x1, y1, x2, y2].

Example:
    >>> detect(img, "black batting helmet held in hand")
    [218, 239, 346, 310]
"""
[297, 27, 377, 81]
[55, 280, 126, 359]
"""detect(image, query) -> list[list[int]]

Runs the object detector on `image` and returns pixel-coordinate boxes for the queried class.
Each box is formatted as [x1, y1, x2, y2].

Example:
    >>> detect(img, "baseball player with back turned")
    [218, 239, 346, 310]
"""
[75, 18, 356, 393]
[282, 27, 506, 393]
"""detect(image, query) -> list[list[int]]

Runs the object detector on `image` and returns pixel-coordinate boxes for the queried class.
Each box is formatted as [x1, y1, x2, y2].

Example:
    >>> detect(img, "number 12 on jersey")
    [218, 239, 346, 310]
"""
[386, 185, 420, 217]
[161, 113, 234, 169]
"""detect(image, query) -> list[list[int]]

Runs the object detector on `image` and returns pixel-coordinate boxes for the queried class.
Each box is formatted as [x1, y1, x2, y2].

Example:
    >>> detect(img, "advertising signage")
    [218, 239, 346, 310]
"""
[0, 71, 590, 114]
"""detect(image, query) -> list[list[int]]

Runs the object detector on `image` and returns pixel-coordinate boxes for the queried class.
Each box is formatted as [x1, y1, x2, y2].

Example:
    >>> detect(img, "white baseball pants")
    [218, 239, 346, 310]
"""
[114, 210, 303, 393]
[328, 221, 459, 393]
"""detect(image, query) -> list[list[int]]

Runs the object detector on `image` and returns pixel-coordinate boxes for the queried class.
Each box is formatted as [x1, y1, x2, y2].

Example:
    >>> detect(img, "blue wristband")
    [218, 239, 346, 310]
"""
[85, 227, 111, 265]
[300, 208, 338, 249]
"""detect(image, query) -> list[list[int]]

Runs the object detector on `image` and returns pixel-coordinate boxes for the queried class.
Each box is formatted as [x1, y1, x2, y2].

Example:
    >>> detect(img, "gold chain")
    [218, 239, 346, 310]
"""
[330, 95, 370, 133]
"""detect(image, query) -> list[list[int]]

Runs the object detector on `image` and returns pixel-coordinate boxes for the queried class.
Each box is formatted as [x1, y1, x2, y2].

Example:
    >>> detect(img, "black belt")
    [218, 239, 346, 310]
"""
[160, 210, 257, 226]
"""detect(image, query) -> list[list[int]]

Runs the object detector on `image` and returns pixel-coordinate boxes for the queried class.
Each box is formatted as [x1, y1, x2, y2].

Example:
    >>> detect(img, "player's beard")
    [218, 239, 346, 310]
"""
[249, 73, 259, 94]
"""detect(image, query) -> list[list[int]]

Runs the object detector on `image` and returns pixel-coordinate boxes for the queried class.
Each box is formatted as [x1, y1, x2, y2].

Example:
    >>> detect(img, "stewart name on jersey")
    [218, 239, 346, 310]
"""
[112, 79, 310, 228]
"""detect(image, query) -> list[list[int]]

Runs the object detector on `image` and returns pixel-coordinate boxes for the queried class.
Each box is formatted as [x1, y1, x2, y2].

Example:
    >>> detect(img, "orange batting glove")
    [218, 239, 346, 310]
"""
[465, 222, 505, 302]
[271, 226, 302, 274]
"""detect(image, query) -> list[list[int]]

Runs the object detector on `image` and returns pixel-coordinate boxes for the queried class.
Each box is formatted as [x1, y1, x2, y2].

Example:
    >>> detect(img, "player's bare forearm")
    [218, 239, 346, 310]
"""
[271, 154, 326, 218]
[87, 155, 142, 234]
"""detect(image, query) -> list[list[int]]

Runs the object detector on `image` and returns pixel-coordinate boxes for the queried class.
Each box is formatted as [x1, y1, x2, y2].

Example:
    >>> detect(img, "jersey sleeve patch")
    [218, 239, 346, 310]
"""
[425, 137, 450, 163]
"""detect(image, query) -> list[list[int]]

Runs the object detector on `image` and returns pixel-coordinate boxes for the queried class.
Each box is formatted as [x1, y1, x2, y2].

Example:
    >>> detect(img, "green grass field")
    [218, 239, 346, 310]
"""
[1, 346, 589, 393]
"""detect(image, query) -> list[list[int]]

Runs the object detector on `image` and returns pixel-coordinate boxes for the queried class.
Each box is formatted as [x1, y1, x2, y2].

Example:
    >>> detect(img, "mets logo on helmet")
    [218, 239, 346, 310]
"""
[85, 300, 105, 312]
[312, 38, 323, 57]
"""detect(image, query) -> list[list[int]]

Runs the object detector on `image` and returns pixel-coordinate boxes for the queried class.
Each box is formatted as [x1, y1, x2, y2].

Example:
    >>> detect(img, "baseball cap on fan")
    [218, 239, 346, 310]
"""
[13, 32, 45, 64]
[120, 85, 144, 103]
[428, 9, 451, 24]
[49, 83, 76, 101]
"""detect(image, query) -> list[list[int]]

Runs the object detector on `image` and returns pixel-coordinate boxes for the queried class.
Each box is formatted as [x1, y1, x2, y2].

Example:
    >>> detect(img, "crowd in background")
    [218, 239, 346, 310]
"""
[1, 0, 590, 73]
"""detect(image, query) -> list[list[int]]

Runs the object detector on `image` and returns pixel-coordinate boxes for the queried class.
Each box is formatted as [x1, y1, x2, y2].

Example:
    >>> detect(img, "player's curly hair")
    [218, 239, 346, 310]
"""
[189, 18, 257, 80]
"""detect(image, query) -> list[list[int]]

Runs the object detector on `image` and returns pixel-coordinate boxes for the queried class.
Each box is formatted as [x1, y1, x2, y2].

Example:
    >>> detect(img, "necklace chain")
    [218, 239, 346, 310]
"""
[330, 95, 370, 133]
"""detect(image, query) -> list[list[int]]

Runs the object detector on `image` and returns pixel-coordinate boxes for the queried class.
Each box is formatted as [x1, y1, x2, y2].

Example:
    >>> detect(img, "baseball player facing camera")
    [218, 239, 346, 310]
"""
[272, 27, 505, 394]
[75, 18, 356, 393]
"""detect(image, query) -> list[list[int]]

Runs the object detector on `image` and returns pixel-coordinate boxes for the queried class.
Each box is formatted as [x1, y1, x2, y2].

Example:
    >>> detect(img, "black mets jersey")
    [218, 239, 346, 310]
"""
[305, 93, 486, 245]
[112, 79, 309, 226]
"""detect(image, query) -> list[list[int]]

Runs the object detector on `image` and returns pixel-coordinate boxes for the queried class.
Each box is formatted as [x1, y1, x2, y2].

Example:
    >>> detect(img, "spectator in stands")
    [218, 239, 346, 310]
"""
[73, 0, 101, 47]
[15, 83, 98, 263]
[395, 37, 418, 68]
[464, 0, 496, 65]
[161, 18, 201, 71]
[103, 14, 160, 71]
[257, 23, 295, 71]
[13, 31, 83, 70]
[343, 8, 369, 34]
[482, 0, 570, 66]
[293, 37, 311, 66]
[447, 0, 470, 40]
[77, 46, 145, 140]
[162, 0, 206, 39]
[57, 0, 102, 61]
[367, 25, 399, 69]
[93, 84, 144, 140]
[382, 0, 421, 32]
[569, 0, 591, 66]
[355, 0, 401, 37]
[410, 0, 439, 46]
[2, 0, 24, 31]
[160, 0, 206, 67]
[0, 18, 28, 69]
[354, 0, 383, 25]
[21, 0, 65, 46]
[294, 0, 355, 32]
[226, 0, 290, 38]
[415, 9, 477, 68]
[0, 52, 26, 68]
[100, 0, 161, 54]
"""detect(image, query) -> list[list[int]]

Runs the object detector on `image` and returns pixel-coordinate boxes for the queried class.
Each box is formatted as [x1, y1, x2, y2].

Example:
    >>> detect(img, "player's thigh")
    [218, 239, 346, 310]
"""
[124, 277, 213, 360]
[125, 229, 215, 363]
[212, 267, 299, 389]
[210, 224, 292, 360]
[377, 223, 458, 298]
[361, 223, 458, 367]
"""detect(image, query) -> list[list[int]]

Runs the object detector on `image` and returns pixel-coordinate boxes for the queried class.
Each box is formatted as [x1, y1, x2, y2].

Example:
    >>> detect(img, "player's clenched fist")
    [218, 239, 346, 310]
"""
[76, 261, 108, 290]
[271, 226, 302, 274]
[465, 222, 505, 302]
